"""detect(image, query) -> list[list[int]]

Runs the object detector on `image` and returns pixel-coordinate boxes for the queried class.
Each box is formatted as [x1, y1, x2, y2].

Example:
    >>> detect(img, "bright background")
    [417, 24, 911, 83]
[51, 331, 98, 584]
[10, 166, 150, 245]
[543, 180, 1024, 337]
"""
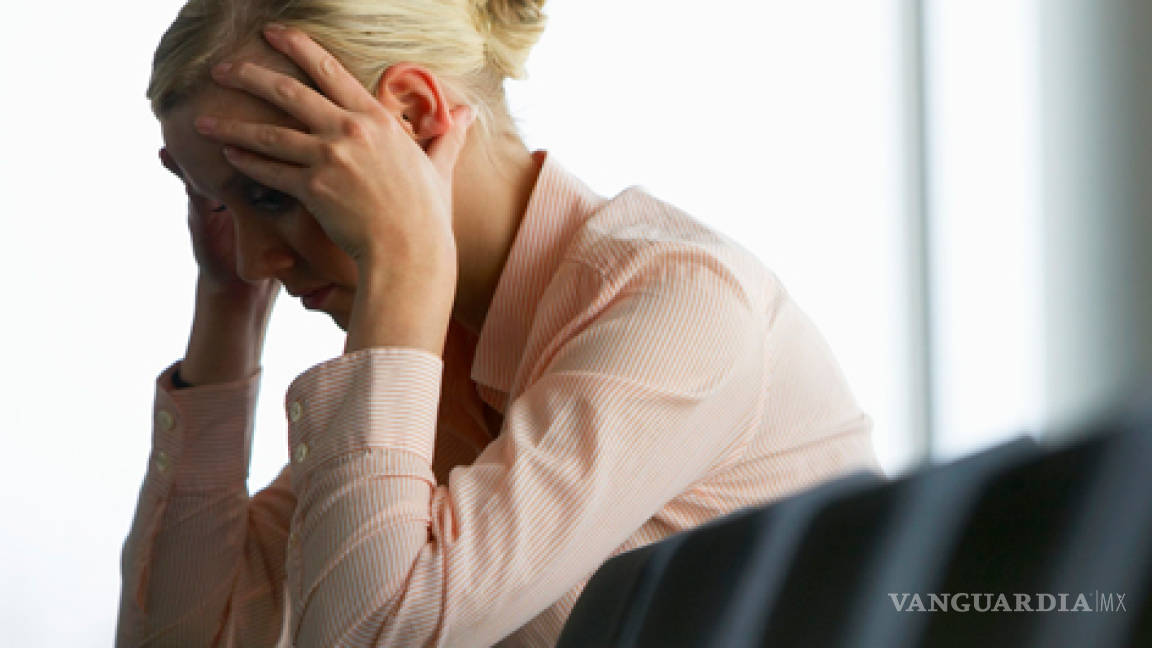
[6, 1, 1149, 645]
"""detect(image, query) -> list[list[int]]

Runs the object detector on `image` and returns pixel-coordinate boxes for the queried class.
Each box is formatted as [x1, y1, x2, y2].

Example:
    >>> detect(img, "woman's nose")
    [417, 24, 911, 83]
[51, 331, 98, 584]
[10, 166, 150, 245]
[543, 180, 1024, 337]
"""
[233, 215, 294, 282]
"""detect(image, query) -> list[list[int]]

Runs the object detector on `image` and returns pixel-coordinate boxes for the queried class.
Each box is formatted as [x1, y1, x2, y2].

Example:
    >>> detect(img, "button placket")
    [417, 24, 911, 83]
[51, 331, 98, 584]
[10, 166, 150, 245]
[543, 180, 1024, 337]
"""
[289, 399, 308, 464]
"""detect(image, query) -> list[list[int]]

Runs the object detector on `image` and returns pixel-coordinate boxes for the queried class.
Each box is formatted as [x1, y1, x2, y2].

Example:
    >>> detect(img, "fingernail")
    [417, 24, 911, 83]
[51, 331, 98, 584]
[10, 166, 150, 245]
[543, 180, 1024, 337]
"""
[265, 22, 287, 31]
[212, 61, 232, 77]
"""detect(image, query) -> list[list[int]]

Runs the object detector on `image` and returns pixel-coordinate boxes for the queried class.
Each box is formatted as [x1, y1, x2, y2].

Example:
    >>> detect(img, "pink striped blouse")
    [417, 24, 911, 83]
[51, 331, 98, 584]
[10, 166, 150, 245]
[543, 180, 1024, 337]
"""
[117, 150, 882, 647]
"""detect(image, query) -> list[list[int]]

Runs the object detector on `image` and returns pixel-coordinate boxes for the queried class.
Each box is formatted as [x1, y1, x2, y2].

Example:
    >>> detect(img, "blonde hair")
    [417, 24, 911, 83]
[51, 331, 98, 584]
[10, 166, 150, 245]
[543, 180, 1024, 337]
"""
[146, 0, 547, 143]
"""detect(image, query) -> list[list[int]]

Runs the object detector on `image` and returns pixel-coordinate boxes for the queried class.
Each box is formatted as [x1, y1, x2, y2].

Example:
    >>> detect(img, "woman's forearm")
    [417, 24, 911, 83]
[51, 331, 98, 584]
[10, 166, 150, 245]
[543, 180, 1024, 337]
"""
[344, 257, 455, 356]
[180, 276, 278, 385]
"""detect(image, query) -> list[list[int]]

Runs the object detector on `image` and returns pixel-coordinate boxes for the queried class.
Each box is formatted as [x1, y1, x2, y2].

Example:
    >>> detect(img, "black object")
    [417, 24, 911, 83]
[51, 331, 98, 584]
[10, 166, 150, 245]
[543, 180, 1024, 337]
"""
[557, 391, 1152, 648]
[171, 367, 193, 390]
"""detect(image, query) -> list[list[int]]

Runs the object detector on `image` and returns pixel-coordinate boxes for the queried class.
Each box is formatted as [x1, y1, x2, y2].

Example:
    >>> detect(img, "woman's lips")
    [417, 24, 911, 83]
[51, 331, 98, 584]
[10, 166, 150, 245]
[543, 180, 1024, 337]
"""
[302, 285, 334, 310]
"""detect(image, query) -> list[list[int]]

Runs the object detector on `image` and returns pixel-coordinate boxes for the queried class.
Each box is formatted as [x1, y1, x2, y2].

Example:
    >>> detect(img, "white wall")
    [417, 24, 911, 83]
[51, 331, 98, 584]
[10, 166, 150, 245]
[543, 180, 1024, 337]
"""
[921, 0, 1152, 456]
[0, 2, 909, 644]
[922, 0, 1047, 458]
[1037, 0, 1152, 439]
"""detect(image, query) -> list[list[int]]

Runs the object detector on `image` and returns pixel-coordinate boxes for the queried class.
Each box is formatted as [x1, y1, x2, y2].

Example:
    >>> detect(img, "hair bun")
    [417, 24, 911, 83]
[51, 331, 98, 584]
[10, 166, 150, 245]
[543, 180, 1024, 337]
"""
[477, 0, 547, 80]
[486, 0, 546, 27]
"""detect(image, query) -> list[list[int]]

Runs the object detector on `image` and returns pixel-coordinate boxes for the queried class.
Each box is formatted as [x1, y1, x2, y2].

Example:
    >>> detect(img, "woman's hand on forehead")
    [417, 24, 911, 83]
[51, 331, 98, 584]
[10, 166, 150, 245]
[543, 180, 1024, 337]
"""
[192, 23, 474, 260]
[191, 23, 476, 354]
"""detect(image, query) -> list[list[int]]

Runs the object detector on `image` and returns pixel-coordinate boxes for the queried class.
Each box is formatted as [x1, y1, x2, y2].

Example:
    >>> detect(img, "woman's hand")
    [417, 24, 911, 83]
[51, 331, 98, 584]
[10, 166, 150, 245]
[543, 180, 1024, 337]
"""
[193, 23, 475, 282]
[192, 23, 475, 355]
[159, 147, 279, 385]
[159, 147, 279, 304]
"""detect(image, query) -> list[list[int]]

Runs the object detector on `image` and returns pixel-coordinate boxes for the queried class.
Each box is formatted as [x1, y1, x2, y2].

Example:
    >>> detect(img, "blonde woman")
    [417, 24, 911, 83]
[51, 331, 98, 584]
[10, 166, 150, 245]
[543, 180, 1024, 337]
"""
[117, 1, 882, 645]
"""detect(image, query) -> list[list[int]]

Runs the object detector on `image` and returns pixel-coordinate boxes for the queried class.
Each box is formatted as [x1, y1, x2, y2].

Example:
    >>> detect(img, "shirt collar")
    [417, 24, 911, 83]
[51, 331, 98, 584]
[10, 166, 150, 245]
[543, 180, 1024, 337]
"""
[469, 150, 607, 400]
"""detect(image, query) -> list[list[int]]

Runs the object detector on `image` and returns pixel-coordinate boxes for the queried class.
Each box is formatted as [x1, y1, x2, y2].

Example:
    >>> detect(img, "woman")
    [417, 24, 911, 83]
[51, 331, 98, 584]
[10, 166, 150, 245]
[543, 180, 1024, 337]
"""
[117, 1, 882, 646]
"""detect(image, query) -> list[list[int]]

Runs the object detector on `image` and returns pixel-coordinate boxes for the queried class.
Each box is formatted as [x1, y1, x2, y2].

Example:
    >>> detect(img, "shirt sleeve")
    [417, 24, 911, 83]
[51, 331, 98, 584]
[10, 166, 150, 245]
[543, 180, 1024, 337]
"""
[116, 362, 297, 647]
[281, 259, 766, 647]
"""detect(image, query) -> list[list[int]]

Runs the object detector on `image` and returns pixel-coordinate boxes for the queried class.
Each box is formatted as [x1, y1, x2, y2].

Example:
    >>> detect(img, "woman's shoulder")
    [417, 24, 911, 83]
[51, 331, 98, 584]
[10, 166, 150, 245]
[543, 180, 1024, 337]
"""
[561, 185, 783, 315]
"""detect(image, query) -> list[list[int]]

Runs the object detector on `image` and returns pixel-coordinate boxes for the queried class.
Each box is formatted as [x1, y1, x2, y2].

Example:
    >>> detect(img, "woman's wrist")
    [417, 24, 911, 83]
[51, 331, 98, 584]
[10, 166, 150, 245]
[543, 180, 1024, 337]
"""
[344, 256, 455, 356]
[179, 275, 279, 386]
[195, 273, 277, 309]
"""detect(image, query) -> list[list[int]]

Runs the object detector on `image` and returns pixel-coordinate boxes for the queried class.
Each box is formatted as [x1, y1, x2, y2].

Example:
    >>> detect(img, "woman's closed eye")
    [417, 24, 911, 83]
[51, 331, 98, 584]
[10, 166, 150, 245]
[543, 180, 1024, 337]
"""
[243, 181, 296, 213]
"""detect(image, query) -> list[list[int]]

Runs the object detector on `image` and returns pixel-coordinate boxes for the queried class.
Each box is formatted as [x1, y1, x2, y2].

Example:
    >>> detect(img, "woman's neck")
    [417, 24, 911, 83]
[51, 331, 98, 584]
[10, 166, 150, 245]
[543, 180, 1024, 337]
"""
[449, 135, 544, 336]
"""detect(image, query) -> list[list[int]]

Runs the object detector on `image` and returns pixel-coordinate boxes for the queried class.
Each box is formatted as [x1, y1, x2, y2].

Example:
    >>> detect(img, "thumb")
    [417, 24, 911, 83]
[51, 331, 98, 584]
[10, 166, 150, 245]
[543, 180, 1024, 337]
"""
[427, 105, 476, 181]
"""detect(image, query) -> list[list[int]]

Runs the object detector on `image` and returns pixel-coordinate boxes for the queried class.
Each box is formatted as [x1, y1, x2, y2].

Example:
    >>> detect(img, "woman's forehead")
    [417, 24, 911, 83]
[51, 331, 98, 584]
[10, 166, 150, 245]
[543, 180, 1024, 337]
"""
[158, 40, 311, 199]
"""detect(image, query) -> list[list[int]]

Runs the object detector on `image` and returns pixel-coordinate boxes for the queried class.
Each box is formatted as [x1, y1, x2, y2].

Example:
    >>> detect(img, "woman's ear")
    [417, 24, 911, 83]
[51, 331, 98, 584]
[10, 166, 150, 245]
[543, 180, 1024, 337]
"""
[399, 113, 417, 140]
[374, 63, 453, 144]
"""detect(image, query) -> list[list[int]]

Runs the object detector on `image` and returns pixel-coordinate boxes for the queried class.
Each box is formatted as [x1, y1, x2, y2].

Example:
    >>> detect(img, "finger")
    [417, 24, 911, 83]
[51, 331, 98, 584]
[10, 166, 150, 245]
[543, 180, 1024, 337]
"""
[426, 105, 477, 181]
[194, 116, 318, 165]
[211, 61, 340, 132]
[220, 146, 308, 199]
[259, 23, 382, 115]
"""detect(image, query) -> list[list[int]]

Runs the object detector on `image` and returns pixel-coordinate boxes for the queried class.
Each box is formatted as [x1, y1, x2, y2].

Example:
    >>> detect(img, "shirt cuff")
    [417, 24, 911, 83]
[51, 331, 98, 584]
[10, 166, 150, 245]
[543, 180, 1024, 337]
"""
[284, 347, 442, 485]
[146, 361, 261, 493]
